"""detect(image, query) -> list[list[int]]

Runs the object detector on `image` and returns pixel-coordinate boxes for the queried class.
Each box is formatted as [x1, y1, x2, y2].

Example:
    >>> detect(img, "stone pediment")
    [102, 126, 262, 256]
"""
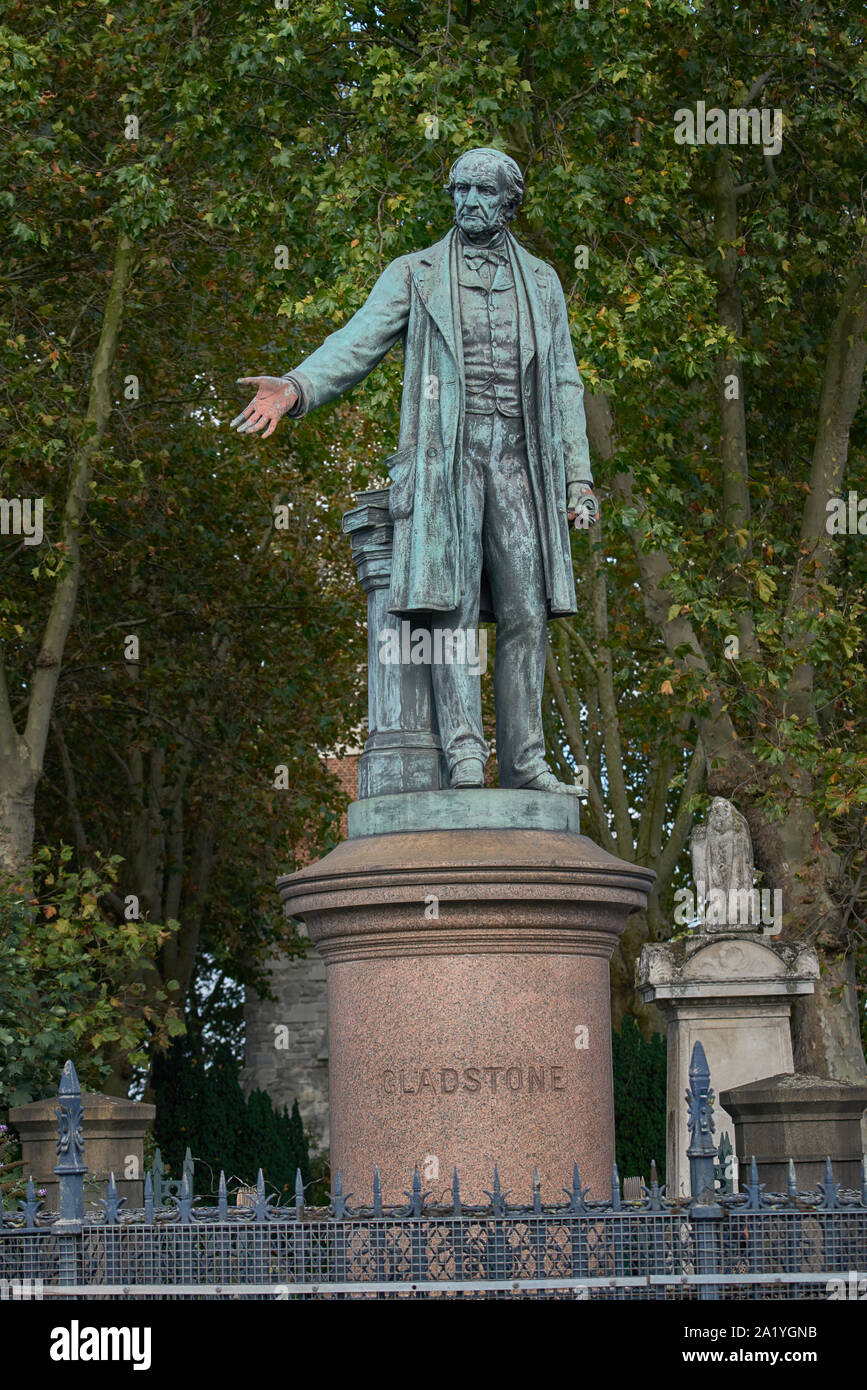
[681, 936, 788, 981]
[637, 932, 819, 1000]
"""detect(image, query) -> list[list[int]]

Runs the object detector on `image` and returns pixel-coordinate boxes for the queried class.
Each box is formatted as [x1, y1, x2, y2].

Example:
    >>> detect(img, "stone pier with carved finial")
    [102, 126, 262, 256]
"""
[638, 796, 820, 1197]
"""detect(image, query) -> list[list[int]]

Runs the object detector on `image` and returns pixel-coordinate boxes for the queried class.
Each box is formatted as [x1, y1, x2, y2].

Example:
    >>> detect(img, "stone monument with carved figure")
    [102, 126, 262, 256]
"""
[639, 797, 819, 1196]
[235, 147, 653, 1201]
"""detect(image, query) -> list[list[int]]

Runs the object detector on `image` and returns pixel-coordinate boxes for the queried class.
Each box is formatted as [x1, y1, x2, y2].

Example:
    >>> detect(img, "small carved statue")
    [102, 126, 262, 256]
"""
[690, 796, 754, 924]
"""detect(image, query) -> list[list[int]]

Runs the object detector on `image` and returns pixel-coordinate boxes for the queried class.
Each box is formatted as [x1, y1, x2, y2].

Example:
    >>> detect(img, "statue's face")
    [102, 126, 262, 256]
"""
[709, 798, 731, 830]
[452, 156, 509, 240]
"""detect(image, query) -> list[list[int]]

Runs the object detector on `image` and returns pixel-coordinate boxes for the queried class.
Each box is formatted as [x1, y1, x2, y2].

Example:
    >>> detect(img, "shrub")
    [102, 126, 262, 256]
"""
[152, 1039, 311, 1200]
[612, 1016, 667, 1183]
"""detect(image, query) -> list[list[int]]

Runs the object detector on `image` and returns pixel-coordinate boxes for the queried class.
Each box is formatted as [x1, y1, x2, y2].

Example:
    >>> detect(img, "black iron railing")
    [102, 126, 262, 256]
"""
[2, 1042, 865, 1299]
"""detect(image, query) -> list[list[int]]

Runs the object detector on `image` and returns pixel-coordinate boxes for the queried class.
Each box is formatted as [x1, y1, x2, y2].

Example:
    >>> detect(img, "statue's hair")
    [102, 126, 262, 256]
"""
[446, 147, 524, 222]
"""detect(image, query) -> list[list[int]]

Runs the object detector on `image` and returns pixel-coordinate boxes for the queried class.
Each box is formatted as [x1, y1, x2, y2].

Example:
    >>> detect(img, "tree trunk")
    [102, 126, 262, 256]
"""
[793, 959, 864, 1082]
[0, 232, 135, 882]
[0, 772, 37, 884]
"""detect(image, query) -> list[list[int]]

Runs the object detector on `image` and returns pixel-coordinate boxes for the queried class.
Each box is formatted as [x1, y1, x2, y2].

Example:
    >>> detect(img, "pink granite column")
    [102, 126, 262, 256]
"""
[278, 827, 654, 1204]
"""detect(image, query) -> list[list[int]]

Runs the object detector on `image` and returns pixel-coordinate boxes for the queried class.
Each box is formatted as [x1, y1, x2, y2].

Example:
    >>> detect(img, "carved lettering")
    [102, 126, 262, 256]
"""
[378, 1062, 569, 1097]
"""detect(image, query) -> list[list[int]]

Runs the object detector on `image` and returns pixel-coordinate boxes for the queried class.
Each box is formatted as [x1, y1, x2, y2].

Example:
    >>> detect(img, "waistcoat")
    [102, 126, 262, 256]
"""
[458, 246, 523, 417]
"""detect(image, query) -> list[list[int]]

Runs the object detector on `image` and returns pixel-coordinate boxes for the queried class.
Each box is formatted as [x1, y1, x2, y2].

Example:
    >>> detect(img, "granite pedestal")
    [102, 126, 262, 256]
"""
[278, 790, 654, 1204]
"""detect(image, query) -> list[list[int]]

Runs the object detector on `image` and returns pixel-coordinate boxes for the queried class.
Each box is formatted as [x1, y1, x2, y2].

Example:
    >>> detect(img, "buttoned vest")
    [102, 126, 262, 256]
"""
[458, 248, 523, 417]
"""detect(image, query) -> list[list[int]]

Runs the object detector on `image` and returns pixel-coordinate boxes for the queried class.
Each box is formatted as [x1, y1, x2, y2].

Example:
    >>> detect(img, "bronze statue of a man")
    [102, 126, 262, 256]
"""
[233, 147, 598, 792]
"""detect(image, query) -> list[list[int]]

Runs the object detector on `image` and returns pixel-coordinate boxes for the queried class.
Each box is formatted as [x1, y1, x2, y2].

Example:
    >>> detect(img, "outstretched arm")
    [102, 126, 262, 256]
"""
[231, 257, 412, 437]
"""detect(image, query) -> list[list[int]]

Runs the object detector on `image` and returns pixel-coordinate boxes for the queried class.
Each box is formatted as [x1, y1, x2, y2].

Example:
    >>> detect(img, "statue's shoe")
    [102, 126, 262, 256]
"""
[449, 758, 485, 789]
[520, 771, 582, 796]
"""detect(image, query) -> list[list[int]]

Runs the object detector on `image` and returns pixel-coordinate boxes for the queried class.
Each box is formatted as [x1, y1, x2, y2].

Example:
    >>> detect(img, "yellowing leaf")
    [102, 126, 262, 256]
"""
[660, 679, 674, 695]
[756, 573, 777, 602]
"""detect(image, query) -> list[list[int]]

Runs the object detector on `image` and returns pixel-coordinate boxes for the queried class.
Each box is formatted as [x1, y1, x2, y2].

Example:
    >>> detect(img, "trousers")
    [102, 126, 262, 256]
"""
[430, 410, 549, 788]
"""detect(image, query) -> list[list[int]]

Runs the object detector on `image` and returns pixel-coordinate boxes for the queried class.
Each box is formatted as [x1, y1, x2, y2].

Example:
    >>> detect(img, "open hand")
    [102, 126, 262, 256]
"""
[231, 376, 298, 438]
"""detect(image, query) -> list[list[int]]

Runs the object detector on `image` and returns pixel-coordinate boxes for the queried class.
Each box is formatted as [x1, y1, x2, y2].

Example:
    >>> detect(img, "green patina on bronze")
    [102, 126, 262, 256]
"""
[239, 147, 599, 796]
[285, 153, 594, 622]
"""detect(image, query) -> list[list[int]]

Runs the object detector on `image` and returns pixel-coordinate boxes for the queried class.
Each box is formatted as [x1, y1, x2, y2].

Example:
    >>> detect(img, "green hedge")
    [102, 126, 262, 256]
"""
[612, 1017, 666, 1183]
[152, 1040, 311, 1200]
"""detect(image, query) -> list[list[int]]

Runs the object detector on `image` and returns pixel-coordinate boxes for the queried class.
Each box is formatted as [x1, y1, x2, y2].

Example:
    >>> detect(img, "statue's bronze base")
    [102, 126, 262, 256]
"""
[347, 786, 582, 838]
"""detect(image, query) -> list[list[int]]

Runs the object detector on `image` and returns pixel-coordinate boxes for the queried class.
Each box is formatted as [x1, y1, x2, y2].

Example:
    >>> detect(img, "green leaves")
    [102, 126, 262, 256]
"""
[2, 0, 864, 1073]
[755, 571, 777, 604]
[0, 850, 181, 1109]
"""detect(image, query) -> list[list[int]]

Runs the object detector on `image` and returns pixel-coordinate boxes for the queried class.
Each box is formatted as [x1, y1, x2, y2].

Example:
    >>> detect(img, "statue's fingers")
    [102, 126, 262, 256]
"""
[236, 411, 265, 433]
[236, 377, 265, 386]
[230, 404, 255, 428]
[244, 412, 271, 434]
[261, 416, 280, 439]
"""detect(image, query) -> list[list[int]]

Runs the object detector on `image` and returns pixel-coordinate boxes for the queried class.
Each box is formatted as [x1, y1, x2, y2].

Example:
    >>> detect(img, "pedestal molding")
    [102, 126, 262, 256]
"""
[279, 830, 654, 965]
[305, 918, 627, 963]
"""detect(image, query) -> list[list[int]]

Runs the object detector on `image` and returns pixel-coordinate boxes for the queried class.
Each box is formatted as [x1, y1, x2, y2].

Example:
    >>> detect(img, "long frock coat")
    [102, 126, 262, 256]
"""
[289, 228, 593, 621]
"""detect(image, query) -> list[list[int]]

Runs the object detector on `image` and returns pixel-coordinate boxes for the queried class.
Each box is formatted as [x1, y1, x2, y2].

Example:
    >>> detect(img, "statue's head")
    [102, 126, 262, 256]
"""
[708, 797, 737, 832]
[447, 147, 524, 240]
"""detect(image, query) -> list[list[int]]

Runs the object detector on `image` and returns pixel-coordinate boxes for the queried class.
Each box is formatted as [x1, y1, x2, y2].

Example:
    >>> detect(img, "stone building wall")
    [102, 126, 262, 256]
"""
[241, 945, 330, 1153]
[241, 755, 358, 1155]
